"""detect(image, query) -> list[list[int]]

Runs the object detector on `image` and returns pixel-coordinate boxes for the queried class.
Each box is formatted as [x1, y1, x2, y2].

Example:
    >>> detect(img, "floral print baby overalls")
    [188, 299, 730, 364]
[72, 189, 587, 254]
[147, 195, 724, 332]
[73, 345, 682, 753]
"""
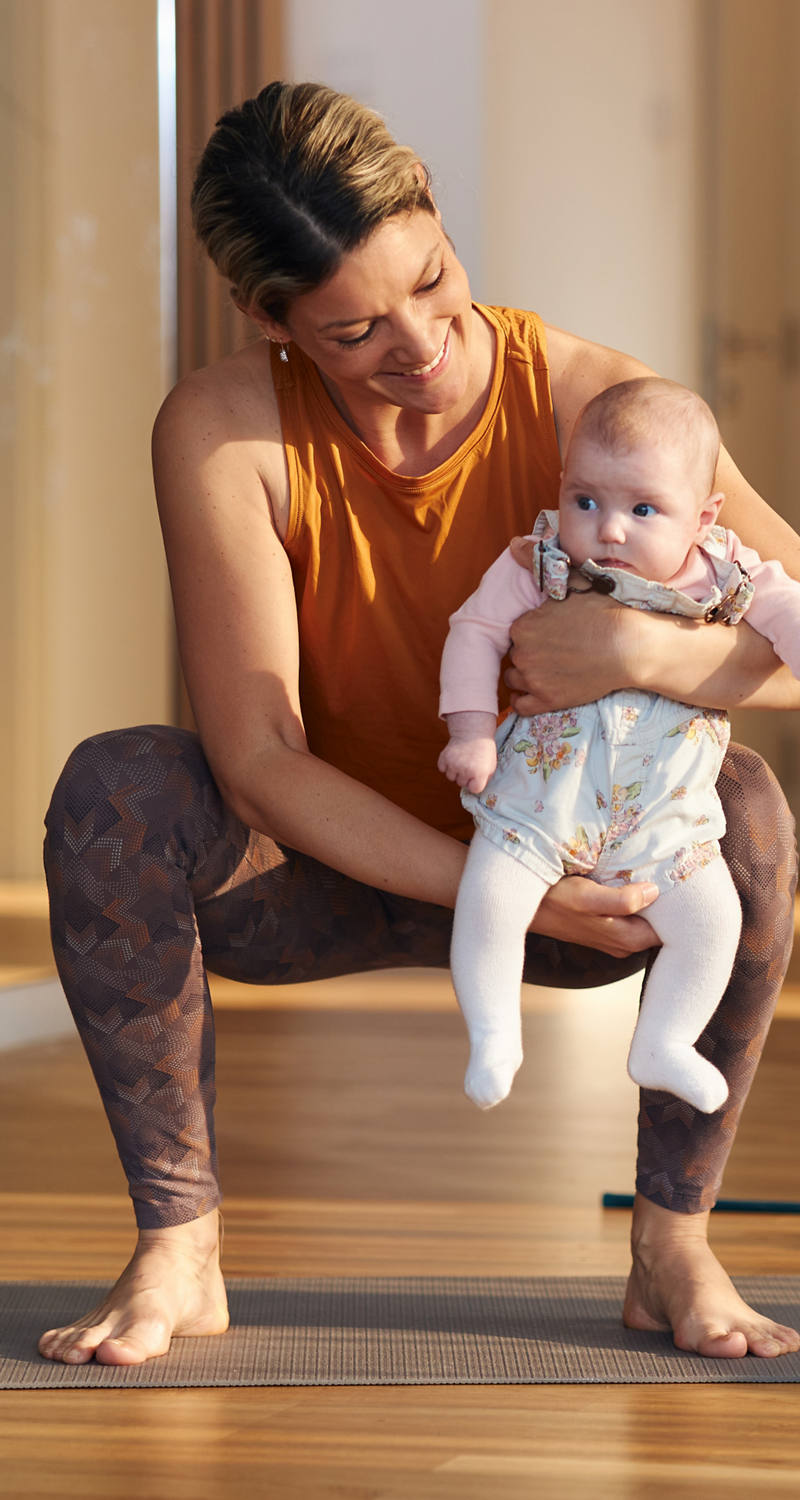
[461, 513, 754, 894]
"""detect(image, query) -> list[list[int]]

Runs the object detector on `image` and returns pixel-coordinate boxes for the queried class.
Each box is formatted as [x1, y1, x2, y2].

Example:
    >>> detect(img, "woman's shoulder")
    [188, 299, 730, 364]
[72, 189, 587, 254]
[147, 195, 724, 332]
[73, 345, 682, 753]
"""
[152, 340, 291, 532]
[154, 340, 279, 444]
[542, 324, 655, 450]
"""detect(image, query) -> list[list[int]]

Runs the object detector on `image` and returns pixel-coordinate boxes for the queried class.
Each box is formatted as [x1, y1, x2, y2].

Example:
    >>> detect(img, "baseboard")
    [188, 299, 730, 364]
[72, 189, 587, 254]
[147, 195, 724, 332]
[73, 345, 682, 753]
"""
[0, 978, 74, 1052]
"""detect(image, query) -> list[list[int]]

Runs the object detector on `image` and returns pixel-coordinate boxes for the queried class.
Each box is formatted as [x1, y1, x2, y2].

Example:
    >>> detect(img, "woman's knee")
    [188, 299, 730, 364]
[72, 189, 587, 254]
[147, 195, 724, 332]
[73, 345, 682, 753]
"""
[45, 724, 207, 834]
[719, 741, 797, 906]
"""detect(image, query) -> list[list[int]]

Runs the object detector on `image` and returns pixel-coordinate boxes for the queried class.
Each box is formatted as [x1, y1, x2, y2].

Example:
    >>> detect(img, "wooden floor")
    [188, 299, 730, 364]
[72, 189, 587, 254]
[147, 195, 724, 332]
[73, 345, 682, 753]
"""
[0, 959, 799, 1498]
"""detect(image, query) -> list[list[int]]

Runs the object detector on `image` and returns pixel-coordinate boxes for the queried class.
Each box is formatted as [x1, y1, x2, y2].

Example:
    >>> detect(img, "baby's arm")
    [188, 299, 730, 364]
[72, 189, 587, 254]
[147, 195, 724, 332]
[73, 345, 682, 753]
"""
[730, 534, 800, 680]
[438, 545, 543, 793]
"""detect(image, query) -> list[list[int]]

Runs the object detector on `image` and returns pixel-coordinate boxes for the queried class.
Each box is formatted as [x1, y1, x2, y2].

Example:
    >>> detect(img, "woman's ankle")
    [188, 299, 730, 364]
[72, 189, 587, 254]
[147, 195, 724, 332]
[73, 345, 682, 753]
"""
[631, 1193, 710, 1256]
[136, 1206, 222, 1258]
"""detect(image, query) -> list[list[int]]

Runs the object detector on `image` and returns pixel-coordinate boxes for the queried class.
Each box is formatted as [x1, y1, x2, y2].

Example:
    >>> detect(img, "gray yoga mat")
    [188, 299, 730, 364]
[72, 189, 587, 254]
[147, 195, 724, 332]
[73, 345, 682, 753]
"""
[3, 1276, 800, 1388]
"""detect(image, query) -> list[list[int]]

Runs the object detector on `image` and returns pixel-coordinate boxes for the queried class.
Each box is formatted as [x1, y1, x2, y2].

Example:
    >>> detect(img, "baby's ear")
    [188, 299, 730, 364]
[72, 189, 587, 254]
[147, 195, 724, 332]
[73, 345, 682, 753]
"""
[697, 490, 725, 540]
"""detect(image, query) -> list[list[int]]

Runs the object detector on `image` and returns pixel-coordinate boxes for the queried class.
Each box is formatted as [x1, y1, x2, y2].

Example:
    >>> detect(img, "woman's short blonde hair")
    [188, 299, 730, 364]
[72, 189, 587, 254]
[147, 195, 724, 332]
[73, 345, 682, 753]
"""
[191, 81, 434, 320]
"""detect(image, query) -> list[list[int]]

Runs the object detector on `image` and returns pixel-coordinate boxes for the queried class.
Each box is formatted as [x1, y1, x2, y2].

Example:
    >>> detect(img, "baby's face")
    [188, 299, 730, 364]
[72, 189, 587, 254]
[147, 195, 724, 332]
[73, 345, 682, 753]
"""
[558, 436, 719, 584]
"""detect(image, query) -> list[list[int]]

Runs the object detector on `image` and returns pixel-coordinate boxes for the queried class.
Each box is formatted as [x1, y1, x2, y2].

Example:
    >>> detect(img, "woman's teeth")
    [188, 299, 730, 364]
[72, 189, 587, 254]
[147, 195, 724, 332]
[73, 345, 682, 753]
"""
[402, 335, 448, 377]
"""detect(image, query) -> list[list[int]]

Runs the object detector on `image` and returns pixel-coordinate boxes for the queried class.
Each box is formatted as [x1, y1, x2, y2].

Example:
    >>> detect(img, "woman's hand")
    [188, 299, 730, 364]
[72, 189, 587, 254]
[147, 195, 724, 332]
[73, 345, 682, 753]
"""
[531, 875, 659, 958]
[506, 589, 800, 714]
[505, 591, 641, 714]
[506, 587, 800, 713]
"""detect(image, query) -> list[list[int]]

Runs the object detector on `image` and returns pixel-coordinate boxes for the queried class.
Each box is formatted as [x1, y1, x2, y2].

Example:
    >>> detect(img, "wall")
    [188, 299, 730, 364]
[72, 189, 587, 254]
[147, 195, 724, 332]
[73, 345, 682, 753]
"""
[702, 0, 800, 811]
[284, 0, 485, 291]
[284, 0, 702, 380]
[1, 0, 172, 878]
[483, 0, 703, 384]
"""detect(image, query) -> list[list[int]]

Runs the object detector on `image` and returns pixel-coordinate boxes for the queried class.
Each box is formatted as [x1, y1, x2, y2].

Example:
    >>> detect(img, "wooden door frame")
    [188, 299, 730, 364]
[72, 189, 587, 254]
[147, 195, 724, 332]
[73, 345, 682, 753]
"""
[173, 0, 285, 727]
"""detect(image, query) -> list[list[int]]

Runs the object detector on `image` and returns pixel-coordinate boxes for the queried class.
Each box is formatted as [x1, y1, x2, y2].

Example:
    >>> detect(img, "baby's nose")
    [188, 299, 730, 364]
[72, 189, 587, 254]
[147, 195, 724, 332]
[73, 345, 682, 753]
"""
[598, 515, 626, 542]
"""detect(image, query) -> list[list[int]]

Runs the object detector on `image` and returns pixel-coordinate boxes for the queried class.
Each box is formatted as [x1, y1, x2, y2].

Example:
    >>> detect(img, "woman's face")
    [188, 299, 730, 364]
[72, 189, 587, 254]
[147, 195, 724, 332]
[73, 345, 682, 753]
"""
[275, 210, 476, 417]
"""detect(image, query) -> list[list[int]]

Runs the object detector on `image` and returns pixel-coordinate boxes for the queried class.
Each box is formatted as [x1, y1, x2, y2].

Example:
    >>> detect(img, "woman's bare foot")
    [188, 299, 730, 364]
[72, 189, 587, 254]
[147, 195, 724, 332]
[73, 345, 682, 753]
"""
[38, 1208, 229, 1366]
[623, 1194, 800, 1359]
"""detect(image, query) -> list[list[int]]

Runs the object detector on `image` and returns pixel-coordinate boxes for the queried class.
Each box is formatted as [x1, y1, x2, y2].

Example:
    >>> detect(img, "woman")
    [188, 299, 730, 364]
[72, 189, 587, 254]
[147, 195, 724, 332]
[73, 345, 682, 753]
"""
[40, 82, 800, 1365]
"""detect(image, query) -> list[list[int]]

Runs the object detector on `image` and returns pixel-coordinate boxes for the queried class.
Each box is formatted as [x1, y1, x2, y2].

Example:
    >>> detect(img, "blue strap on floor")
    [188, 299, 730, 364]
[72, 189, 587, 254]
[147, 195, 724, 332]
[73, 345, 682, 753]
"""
[602, 1192, 800, 1214]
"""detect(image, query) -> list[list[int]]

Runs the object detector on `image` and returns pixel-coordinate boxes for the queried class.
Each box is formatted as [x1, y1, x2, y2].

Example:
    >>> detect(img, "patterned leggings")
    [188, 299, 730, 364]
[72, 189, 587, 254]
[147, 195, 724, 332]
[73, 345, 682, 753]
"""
[44, 725, 796, 1229]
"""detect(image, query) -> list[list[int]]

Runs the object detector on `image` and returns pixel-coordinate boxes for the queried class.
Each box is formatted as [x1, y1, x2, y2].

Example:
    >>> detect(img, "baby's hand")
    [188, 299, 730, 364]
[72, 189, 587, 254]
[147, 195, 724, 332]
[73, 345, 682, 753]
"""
[439, 710, 498, 793]
[437, 737, 497, 794]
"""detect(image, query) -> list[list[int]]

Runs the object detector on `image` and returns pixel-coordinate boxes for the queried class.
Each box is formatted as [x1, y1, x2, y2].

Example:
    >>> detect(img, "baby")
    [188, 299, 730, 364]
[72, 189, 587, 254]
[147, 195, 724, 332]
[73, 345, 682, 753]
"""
[439, 376, 800, 1115]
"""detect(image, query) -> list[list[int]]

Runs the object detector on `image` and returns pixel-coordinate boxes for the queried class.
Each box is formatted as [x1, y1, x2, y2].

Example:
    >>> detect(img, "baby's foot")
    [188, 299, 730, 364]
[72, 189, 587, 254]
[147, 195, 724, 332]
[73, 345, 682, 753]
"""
[464, 1041, 523, 1110]
[627, 1040, 728, 1114]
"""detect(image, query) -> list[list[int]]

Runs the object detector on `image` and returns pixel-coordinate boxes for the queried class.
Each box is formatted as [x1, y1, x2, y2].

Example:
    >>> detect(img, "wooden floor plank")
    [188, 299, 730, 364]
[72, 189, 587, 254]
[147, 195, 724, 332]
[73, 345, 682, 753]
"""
[0, 968, 799, 1496]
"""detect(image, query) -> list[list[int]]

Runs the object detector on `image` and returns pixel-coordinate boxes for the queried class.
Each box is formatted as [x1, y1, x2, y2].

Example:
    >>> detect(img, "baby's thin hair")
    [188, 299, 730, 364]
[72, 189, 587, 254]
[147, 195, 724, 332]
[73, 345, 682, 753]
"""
[572, 377, 720, 492]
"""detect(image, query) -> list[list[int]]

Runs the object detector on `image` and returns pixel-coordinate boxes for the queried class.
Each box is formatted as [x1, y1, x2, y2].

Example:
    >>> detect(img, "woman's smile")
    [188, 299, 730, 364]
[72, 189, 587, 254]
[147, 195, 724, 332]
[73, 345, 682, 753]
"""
[274, 212, 482, 420]
[385, 328, 451, 381]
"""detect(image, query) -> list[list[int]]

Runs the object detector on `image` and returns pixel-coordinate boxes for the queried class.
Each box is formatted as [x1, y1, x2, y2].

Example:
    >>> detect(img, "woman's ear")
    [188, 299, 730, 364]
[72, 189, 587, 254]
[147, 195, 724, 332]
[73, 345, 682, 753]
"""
[230, 287, 290, 344]
[413, 161, 441, 223]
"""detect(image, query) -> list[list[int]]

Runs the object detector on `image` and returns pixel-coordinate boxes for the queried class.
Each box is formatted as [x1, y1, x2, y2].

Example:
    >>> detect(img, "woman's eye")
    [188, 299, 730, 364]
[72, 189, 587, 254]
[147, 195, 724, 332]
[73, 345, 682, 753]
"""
[576, 495, 597, 511]
[338, 325, 374, 348]
[419, 266, 445, 294]
[336, 265, 445, 348]
[632, 503, 657, 517]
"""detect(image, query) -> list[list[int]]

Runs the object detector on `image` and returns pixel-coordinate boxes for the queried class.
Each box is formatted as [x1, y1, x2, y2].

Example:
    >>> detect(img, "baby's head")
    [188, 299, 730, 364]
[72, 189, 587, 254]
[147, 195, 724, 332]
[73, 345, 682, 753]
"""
[558, 377, 723, 583]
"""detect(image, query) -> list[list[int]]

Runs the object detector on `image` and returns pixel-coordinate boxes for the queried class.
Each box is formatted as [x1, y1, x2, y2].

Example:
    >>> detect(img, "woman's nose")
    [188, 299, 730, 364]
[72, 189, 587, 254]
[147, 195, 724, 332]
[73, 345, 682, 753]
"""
[392, 313, 441, 368]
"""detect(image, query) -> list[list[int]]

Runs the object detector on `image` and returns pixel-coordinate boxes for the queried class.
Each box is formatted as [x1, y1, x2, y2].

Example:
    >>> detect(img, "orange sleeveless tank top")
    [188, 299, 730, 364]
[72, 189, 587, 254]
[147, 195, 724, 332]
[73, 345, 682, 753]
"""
[273, 305, 562, 842]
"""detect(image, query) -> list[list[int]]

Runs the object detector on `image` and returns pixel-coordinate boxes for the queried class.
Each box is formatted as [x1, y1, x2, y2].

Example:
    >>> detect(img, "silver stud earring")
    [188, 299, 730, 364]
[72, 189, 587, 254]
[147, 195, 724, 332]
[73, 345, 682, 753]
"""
[279, 344, 289, 363]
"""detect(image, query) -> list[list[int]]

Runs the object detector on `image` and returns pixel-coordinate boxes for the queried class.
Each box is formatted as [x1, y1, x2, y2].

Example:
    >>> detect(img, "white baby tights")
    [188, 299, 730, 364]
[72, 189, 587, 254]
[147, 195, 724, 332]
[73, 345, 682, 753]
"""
[450, 830, 740, 1114]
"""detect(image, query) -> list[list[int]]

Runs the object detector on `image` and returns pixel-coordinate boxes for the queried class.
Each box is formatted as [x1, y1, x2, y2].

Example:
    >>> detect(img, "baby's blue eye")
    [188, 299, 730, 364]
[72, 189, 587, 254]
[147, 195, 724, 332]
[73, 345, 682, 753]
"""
[576, 495, 597, 511]
[632, 503, 657, 518]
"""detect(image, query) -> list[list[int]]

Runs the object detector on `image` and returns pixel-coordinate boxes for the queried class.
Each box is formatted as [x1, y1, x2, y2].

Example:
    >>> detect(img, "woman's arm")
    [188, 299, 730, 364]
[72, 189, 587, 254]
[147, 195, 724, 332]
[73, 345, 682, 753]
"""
[152, 361, 657, 959]
[152, 368, 464, 908]
[516, 326, 800, 713]
[715, 445, 800, 581]
[505, 590, 800, 715]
